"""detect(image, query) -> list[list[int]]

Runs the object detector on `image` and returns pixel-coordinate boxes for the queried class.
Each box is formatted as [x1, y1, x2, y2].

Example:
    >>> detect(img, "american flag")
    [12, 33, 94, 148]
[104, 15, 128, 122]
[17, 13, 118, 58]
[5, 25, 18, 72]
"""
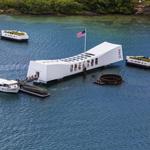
[77, 30, 86, 38]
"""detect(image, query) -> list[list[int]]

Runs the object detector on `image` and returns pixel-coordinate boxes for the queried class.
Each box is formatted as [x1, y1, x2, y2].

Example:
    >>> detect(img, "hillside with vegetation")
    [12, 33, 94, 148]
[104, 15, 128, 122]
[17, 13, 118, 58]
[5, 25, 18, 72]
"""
[0, 0, 148, 15]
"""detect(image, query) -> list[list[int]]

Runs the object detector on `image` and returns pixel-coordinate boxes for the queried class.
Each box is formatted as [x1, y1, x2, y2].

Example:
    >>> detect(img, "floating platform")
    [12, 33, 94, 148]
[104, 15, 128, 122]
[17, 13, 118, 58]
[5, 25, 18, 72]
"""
[94, 74, 123, 85]
[19, 81, 50, 98]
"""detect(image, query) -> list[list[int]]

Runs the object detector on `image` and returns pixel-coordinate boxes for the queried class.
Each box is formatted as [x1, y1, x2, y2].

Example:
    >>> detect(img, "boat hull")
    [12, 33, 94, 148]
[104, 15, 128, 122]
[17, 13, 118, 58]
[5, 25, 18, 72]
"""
[1, 36, 28, 42]
[126, 56, 150, 69]
[126, 61, 150, 69]
[0, 87, 19, 93]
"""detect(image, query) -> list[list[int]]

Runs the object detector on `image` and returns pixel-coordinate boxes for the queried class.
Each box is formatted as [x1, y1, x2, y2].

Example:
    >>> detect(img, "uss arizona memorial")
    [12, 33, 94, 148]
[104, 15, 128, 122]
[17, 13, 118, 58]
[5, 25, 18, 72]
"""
[27, 42, 123, 84]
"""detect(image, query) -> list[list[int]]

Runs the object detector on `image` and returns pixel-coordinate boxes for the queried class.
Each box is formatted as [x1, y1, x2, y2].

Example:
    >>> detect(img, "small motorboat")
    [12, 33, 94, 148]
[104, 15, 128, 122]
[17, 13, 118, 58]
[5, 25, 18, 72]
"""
[126, 56, 150, 68]
[0, 78, 20, 93]
[1, 30, 29, 42]
[94, 74, 123, 85]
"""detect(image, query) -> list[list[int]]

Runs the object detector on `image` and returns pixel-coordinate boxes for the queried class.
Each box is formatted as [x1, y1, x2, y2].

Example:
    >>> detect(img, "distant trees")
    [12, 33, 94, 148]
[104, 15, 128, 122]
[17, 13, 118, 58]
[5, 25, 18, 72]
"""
[0, 0, 134, 15]
[76, 0, 134, 14]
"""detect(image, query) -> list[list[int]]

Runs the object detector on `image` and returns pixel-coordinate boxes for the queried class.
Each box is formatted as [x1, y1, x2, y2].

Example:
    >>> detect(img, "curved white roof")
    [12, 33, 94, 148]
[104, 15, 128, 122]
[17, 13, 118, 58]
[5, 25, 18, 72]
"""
[88, 42, 121, 55]
[34, 42, 121, 65]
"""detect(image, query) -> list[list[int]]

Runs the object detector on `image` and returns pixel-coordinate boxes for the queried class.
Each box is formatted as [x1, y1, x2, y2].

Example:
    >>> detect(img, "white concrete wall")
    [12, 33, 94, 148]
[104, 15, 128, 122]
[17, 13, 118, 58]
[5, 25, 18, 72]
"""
[27, 45, 123, 83]
[98, 46, 123, 66]
[27, 61, 47, 82]
[46, 63, 70, 81]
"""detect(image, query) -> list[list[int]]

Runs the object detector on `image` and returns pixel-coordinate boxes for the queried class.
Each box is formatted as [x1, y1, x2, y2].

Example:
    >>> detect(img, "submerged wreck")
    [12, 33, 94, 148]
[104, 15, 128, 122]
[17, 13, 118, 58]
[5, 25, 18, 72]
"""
[94, 74, 123, 85]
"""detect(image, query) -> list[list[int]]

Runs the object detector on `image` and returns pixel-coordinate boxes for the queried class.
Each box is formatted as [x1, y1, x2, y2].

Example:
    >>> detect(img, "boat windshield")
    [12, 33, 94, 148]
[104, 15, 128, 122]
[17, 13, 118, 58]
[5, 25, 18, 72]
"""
[3, 84, 9, 87]
[6, 31, 25, 36]
[131, 57, 150, 62]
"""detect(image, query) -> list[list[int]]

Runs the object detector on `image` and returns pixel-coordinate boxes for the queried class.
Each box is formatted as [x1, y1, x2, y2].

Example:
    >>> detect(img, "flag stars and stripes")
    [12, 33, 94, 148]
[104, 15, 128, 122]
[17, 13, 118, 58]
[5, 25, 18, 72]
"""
[77, 30, 86, 38]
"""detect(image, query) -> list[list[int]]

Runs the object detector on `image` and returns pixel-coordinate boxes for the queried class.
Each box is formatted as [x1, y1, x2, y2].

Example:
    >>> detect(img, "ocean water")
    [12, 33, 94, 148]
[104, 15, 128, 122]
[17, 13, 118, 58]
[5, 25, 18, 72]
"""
[0, 15, 150, 150]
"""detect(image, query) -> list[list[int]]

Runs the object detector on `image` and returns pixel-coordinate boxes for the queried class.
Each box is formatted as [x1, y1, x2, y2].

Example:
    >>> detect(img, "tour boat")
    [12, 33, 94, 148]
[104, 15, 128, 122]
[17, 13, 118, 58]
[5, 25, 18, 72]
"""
[27, 42, 123, 84]
[1, 30, 29, 41]
[0, 78, 20, 93]
[126, 56, 150, 68]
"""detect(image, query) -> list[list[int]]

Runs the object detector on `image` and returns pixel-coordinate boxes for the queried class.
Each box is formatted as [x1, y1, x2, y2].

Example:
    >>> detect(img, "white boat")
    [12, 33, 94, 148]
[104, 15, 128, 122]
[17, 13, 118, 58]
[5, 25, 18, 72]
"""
[27, 42, 123, 84]
[126, 56, 150, 68]
[1, 30, 29, 41]
[0, 79, 20, 93]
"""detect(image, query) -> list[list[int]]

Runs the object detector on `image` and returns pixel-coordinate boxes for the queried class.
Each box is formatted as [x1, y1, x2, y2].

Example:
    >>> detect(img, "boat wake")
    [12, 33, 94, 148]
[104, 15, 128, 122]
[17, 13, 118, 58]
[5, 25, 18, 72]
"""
[0, 64, 27, 71]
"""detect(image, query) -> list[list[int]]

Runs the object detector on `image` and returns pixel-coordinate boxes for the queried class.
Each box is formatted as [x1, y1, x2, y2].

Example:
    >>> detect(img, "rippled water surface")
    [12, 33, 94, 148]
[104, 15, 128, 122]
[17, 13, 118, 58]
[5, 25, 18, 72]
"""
[0, 15, 150, 150]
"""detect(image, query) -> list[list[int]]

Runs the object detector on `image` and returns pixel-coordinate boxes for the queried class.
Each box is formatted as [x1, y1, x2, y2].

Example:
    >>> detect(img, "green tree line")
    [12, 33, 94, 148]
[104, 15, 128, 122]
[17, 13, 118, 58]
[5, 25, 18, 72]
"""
[0, 0, 134, 15]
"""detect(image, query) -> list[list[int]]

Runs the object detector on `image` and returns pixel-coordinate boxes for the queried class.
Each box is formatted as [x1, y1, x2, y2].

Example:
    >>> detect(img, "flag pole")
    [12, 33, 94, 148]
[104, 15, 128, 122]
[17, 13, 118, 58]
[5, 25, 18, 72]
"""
[84, 28, 87, 52]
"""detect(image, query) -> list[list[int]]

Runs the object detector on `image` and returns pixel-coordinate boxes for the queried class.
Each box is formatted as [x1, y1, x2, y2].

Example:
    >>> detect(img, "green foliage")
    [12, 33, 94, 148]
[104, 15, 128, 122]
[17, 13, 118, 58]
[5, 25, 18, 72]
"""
[53, 0, 83, 14]
[77, 0, 134, 14]
[0, 0, 134, 15]
[0, 0, 19, 9]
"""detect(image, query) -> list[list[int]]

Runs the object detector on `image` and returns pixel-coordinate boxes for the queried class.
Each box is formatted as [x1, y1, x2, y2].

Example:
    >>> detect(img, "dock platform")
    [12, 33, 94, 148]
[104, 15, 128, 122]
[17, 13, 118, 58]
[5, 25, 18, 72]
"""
[20, 88, 49, 98]
[19, 81, 50, 98]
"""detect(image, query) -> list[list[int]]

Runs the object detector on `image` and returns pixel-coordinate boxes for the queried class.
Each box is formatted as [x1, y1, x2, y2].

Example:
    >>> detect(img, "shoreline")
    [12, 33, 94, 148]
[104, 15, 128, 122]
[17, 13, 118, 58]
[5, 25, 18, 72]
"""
[0, 1, 150, 17]
[0, 12, 150, 17]
[0, 8, 150, 17]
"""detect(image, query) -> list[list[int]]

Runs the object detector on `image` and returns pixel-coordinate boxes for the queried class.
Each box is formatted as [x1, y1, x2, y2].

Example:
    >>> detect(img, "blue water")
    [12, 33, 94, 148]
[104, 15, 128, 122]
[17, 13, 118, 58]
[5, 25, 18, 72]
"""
[0, 15, 150, 150]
